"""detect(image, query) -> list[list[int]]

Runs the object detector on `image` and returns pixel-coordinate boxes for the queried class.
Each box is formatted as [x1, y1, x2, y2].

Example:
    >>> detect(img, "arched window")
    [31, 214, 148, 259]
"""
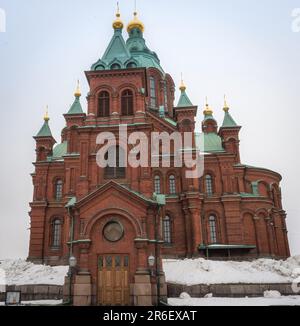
[52, 219, 62, 248]
[209, 215, 217, 244]
[169, 175, 176, 194]
[150, 77, 156, 108]
[121, 90, 134, 116]
[127, 62, 137, 68]
[55, 179, 63, 201]
[104, 146, 126, 179]
[98, 91, 110, 117]
[163, 216, 172, 245]
[111, 63, 121, 70]
[205, 175, 213, 196]
[154, 175, 161, 194]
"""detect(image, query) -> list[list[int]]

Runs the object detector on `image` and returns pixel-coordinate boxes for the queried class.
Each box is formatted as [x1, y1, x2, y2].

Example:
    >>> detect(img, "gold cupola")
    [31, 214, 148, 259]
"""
[204, 97, 213, 116]
[44, 105, 50, 122]
[127, 11, 145, 33]
[223, 95, 230, 112]
[113, 3, 124, 30]
[74, 80, 81, 98]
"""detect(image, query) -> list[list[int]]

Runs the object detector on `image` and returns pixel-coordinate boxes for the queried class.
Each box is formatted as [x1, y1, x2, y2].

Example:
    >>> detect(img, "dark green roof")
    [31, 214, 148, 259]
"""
[52, 141, 68, 159]
[177, 90, 193, 107]
[195, 132, 225, 153]
[36, 120, 53, 138]
[66, 96, 84, 115]
[91, 27, 164, 73]
[222, 111, 238, 128]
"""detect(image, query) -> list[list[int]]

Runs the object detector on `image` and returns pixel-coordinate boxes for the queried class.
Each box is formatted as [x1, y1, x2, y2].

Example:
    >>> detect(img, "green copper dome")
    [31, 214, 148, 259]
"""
[91, 14, 164, 73]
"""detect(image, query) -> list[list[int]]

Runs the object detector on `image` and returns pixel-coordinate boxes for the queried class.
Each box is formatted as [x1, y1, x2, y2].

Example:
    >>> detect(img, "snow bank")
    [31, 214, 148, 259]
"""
[163, 256, 300, 286]
[169, 296, 300, 306]
[264, 290, 281, 298]
[0, 259, 69, 286]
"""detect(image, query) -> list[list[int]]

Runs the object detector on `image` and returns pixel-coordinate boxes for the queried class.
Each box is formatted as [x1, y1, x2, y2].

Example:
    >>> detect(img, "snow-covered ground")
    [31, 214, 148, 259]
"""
[169, 296, 300, 306]
[0, 259, 68, 287]
[0, 300, 62, 306]
[163, 256, 300, 285]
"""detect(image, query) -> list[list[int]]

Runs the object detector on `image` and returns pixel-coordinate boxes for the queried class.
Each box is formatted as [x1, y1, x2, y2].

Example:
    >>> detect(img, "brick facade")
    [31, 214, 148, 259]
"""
[27, 12, 290, 305]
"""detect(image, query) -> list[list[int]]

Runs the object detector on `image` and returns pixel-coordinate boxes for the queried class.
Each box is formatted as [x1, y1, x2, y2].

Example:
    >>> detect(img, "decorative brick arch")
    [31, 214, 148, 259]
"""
[84, 208, 143, 238]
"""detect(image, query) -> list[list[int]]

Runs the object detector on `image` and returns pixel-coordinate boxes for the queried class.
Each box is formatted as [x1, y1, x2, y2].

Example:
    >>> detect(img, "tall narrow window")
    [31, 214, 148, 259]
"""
[104, 146, 126, 179]
[154, 175, 161, 194]
[52, 219, 62, 248]
[98, 91, 110, 117]
[121, 90, 134, 116]
[205, 175, 213, 196]
[163, 216, 172, 245]
[209, 216, 217, 244]
[169, 175, 176, 194]
[164, 81, 168, 111]
[55, 180, 63, 201]
[150, 77, 156, 108]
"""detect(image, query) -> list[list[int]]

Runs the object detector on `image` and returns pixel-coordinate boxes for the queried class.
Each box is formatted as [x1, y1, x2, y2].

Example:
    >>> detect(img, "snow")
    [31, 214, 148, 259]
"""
[163, 256, 300, 286]
[168, 296, 300, 306]
[264, 290, 281, 298]
[0, 259, 69, 287]
[0, 300, 62, 306]
[179, 292, 191, 299]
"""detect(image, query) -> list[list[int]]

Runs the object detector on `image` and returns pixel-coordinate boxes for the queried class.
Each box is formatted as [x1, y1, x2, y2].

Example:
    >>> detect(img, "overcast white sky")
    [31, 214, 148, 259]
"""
[0, 0, 299, 259]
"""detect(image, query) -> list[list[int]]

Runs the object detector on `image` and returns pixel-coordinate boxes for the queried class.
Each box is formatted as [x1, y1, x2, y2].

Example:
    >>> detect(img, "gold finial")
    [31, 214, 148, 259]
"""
[74, 80, 81, 97]
[113, 2, 124, 30]
[179, 73, 186, 92]
[223, 94, 229, 112]
[44, 105, 50, 122]
[204, 97, 213, 115]
[127, 9, 145, 33]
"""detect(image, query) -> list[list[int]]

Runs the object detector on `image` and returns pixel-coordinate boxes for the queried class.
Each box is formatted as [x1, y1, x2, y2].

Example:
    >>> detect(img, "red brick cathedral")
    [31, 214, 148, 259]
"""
[28, 9, 290, 305]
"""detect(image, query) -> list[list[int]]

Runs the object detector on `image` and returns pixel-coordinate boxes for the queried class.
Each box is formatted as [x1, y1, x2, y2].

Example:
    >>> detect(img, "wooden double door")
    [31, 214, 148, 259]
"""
[98, 254, 130, 306]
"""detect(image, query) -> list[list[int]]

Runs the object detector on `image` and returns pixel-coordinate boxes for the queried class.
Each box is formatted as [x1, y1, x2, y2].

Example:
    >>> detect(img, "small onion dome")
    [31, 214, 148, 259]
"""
[223, 95, 230, 112]
[74, 80, 81, 98]
[204, 98, 213, 116]
[179, 79, 186, 92]
[44, 106, 50, 122]
[127, 12, 145, 33]
[113, 6, 124, 30]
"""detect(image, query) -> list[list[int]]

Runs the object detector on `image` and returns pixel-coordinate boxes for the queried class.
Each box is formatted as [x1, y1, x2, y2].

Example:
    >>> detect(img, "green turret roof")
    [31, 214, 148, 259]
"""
[177, 90, 193, 107]
[222, 110, 238, 128]
[66, 96, 84, 115]
[36, 120, 53, 138]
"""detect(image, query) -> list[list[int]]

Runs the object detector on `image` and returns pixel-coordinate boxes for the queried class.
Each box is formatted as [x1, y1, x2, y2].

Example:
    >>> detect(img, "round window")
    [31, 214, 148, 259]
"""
[103, 221, 124, 242]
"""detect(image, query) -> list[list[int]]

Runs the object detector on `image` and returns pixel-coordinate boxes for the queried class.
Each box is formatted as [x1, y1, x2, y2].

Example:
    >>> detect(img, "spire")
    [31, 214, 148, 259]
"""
[177, 76, 193, 107]
[113, 2, 124, 30]
[36, 106, 53, 138]
[66, 81, 84, 115]
[44, 105, 50, 122]
[74, 80, 81, 98]
[223, 94, 229, 112]
[221, 96, 238, 127]
[203, 97, 214, 118]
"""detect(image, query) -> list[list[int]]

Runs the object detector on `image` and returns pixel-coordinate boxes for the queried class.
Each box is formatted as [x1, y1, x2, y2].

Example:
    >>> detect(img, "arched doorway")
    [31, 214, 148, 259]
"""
[88, 213, 140, 306]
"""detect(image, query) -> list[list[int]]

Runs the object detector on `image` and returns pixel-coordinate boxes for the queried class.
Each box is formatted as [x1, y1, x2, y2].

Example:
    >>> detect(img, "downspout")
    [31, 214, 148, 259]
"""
[67, 205, 75, 305]
[155, 204, 162, 306]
